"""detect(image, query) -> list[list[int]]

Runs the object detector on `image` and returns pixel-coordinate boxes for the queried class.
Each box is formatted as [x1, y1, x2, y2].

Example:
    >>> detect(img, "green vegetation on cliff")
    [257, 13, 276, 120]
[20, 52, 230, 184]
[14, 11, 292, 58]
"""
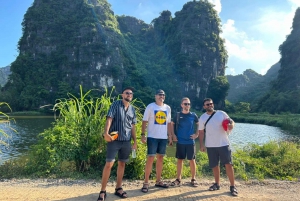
[0, 0, 228, 111]
[256, 8, 300, 113]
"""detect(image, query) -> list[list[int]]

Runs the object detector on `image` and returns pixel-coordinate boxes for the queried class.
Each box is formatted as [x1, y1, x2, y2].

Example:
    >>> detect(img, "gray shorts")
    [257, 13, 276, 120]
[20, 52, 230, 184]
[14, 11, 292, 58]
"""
[176, 143, 196, 160]
[106, 140, 131, 162]
[206, 145, 232, 168]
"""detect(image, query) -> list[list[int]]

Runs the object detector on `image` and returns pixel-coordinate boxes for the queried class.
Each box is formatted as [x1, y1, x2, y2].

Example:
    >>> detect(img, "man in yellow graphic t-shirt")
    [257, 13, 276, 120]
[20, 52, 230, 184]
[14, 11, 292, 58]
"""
[140, 89, 173, 193]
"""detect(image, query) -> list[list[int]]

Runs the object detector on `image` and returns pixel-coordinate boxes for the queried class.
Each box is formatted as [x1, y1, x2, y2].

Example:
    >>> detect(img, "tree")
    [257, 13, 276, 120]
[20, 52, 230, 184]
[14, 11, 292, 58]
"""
[207, 76, 230, 108]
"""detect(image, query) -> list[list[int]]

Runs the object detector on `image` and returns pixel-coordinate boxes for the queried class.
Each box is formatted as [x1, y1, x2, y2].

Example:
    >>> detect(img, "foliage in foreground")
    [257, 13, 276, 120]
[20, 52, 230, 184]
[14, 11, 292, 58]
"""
[0, 102, 16, 151]
[2, 90, 300, 181]
[233, 141, 300, 180]
[1, 139, 300, 181]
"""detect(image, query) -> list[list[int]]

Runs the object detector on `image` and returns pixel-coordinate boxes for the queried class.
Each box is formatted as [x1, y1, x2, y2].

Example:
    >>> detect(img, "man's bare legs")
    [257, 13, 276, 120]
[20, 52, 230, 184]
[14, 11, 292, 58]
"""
[144, 156, 155, 184]
[211, 164, 235, 186]
[116, 161, 126, 195]
[176, 159, 184, 180]
[155, 154, 164, 182]
[189, 159, 196, 180]
[212, 166, 220, 185]
[99, 161, 114, 199]
[225, 164, 235, 186]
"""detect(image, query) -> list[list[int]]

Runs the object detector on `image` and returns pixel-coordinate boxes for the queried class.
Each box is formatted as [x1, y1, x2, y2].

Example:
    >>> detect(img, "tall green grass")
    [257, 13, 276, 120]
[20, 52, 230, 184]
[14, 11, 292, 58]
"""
[0, 102, 16, 152]
[2, 96, 300, 181]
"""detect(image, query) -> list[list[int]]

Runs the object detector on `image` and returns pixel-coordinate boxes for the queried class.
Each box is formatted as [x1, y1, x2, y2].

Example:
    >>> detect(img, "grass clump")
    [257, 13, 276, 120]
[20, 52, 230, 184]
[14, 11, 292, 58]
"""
[233, 141, 300, 180]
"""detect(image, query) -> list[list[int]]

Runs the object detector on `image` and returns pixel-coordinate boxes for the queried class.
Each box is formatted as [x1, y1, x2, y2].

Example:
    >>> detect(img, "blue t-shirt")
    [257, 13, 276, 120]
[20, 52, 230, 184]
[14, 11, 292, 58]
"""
[174, 112, 199, 144]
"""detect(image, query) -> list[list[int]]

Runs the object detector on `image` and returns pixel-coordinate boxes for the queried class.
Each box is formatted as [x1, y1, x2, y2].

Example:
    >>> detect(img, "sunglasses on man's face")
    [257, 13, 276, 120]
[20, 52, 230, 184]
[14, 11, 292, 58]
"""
[124, 92, 133, 95]
[183, 103, 190, 106]
[157, 94, 165, 96]
[205, 103, 213, 106]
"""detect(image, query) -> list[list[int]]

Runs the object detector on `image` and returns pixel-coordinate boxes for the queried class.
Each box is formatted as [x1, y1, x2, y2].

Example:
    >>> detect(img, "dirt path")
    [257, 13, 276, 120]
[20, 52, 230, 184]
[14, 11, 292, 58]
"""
[0, 178, 299, 201]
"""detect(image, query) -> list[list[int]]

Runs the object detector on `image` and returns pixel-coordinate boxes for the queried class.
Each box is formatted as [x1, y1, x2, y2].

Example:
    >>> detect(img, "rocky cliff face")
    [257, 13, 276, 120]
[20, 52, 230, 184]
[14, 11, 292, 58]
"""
[255, 8, 300, 113]
[1, 0, 227, 110]
[0, 66, 11, 87]
[226, 63, 280, 107]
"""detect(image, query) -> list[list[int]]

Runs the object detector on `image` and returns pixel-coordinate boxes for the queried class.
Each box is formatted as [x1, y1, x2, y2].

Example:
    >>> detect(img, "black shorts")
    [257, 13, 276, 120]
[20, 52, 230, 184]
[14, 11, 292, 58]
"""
[106, 140, 131, 162]
[206, 145, 232, 168]
[175, 143, 196, 160]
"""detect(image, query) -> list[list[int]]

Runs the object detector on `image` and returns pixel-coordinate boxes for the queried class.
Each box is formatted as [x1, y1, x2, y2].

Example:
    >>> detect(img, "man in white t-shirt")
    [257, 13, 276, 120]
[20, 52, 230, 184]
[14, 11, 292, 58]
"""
[198, 98, 238, 196]
[140, 89, 173, 193]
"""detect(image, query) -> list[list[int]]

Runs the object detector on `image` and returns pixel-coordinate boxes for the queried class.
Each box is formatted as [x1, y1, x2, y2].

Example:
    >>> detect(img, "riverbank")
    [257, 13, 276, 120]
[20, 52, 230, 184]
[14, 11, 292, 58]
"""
[0, 177, 299, 201]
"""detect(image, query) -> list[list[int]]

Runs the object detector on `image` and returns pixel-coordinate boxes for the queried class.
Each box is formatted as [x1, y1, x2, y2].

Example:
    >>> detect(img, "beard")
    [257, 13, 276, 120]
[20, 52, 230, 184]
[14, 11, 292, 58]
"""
[206, 107, 214, 112]
[183, 108, 189, 112]
[124, 98, 131, 102]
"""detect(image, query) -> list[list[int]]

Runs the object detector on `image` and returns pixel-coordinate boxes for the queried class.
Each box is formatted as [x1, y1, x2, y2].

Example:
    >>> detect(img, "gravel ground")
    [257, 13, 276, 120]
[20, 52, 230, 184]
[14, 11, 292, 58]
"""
[0, 178, 299, 201]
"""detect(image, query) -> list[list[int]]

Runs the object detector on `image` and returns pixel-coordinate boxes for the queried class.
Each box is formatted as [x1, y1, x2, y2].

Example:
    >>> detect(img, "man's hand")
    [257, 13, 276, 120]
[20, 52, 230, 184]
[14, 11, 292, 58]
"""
[190, 133, 198, 140]
[200, 146, 206, 152]
[103, 133, 113, 142]
[228, 124, 234, 131]
[168, 138, 173, 146]
[141, 135, 147, 144]
[172, 134, 178, 142]
[132, 142, 137, 150]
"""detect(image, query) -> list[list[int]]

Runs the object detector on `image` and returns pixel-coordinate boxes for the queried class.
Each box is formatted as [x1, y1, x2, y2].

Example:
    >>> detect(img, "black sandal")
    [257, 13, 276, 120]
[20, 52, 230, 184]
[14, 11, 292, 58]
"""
[190, 179, 199, 187]
[97, 190, 106, 201]
[141, 183, 149, 193]
[230, 186, 238, 196]
[209, 183, 220, 191]
[155, 180, 169, 188]
[115, 187, 128, 198]
[170, 178, 181, 186]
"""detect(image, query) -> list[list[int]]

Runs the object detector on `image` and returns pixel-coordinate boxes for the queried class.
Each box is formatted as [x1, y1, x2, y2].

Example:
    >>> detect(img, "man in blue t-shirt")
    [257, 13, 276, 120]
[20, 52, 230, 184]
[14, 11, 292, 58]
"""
[170, 97, 199, 187]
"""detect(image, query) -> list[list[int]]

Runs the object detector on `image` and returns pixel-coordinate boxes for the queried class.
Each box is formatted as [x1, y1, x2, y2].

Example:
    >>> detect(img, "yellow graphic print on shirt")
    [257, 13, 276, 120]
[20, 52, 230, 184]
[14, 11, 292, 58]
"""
[155, 110, 167, 125]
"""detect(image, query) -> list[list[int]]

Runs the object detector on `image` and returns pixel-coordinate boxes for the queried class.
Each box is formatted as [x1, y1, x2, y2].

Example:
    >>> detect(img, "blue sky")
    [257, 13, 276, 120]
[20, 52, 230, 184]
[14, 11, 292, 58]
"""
[1, 0, 299, 75]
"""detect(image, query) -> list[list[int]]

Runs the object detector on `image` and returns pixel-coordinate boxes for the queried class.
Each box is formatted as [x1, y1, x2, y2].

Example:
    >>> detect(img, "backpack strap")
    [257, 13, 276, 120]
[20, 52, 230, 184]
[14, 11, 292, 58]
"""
[204, 111, 216, 130]
[175, 112, 180, 135]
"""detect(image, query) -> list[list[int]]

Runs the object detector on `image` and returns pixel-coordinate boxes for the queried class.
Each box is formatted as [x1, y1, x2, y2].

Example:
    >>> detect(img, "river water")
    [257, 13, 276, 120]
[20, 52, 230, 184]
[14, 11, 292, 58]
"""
[0, 117, 296, 164]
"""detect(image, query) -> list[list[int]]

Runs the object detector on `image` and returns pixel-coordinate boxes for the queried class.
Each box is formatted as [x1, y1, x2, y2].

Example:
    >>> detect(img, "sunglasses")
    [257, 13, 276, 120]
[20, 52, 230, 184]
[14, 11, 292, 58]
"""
[157, 94, 165, 96]
[124, 92, 133, 95]
[183, 103, 190, 106]
[205, 103, 213, 106]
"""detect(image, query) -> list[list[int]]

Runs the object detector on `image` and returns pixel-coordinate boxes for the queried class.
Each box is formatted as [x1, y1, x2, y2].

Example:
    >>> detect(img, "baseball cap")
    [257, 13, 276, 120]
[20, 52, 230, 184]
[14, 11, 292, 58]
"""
[122, 87, 134, 93]
[156, 89, 165, 95]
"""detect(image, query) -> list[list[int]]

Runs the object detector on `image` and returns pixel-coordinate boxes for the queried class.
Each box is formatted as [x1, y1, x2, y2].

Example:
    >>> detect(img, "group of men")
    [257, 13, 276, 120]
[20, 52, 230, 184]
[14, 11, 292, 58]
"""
[96, 87, 238, 201]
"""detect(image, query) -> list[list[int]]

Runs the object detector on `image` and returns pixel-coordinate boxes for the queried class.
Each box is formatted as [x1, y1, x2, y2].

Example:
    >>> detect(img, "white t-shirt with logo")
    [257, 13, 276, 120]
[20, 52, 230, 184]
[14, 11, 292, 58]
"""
[198, 110, 230, 147]
[143, 102, 171, 139]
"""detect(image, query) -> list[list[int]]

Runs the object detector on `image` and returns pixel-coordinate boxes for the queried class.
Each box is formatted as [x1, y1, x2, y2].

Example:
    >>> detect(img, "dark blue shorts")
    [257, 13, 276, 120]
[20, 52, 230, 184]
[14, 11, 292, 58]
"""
[206, 145, 232, 168]
[147, 137, 167, 156]
[106, 140, 131, 162]
[176, 143, 196, 160]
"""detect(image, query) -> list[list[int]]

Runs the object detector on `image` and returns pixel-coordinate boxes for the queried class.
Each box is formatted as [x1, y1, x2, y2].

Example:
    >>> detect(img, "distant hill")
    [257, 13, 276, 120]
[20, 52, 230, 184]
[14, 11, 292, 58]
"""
[0, 0, 228, 111]
[0, 66, 11, 87]
[226, 62, 280, 107]
[256, 8, 300, 113]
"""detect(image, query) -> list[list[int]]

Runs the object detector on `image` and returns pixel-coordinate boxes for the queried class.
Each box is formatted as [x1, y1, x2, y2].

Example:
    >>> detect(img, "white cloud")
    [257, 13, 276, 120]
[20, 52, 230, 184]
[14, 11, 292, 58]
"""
[221, 0, 300, 75]
[208, 0, 221, 14]
[288, 0, 300, 7]
[222, 19, 267, 60]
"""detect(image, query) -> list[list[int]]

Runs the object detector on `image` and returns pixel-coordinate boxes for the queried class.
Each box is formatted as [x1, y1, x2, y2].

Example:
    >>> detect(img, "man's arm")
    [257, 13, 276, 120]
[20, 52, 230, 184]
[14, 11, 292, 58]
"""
[198, 129, 205, 152]
[103, 117, 113, 142]
[168, 122, 173, 145]
[131, 124, 137, 150]
[228, 119, 235, 131]
[141, 121, 148, 144]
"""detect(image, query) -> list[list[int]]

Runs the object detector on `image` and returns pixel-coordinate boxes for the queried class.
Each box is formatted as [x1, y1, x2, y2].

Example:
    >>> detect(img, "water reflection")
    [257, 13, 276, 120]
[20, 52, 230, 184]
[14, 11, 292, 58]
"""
[229, 123, 293, 150]
[167, 123, 296, 156]
[0, 117, 54, 164]
[0, 120, 297, 164]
